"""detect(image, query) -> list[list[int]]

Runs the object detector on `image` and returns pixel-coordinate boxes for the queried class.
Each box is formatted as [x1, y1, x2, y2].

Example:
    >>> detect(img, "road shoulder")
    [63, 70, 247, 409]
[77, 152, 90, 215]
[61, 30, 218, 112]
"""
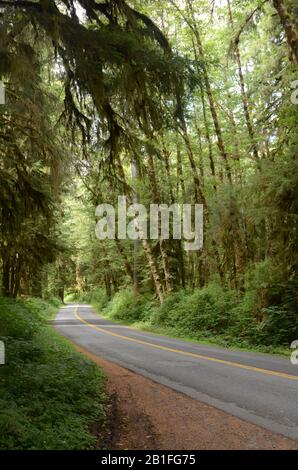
[69, 341, 298, 450]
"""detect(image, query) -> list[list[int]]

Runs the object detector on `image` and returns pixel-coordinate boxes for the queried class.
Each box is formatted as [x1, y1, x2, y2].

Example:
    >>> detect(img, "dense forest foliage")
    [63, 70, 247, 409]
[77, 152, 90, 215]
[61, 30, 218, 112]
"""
[0, 0, 297, 348]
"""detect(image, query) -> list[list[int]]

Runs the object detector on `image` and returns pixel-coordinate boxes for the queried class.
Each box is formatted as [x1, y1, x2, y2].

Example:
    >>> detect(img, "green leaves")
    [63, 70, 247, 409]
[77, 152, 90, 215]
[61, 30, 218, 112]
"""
[0, 297, 106, 450]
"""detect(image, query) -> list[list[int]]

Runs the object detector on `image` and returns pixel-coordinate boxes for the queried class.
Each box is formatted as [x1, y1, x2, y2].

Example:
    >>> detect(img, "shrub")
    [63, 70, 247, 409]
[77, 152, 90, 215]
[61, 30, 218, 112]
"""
[233, 261, 298, 346]
[152, 284, 239, 337]
[97, 273, 296, 350]
[243, 278, 298, 346]
[104, 288, 153, 322]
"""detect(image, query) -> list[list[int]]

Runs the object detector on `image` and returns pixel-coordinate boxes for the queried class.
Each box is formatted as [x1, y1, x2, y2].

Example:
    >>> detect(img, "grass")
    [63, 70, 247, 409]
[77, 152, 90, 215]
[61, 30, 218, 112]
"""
[0, 296, 106, 450]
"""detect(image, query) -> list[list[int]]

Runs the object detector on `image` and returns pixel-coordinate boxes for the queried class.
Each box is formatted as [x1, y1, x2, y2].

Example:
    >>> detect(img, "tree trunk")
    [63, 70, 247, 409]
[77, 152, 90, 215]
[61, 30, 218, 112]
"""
[131, 159, 141, 294]
[272, 0, 298, 63]
[147, 151, 173, 293]
[12, 256, 21, 298]
[186, 0, 232, 182]
[192, 106, 205, 185]
[199, 87, 216, 182]
[104, 274, 112, 300]
[2, 256, 10, 297]
[180, 124, 206, 206]
[58, 286, 64, 304]
[176, 146, 186, 288]
[142, 238, 164, 304]
[114, 236, 135, 286]
[191, 34, 217, 184]
[176, 145, 186, 201]
[227, 0, 259, 163]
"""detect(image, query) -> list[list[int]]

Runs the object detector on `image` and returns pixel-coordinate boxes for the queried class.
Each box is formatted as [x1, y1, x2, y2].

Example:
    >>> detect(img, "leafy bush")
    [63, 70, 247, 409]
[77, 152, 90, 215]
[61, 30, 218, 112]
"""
[0, 297, 106, 450]
[91, 289, 109, 312]
[241, 278, 298, 346]
[152, 284, 239, 337]
[98, 274, 296, 351]
[67, 288, 108, 311]
[100, 284, 239, 339]
[104, 288, 153, 322]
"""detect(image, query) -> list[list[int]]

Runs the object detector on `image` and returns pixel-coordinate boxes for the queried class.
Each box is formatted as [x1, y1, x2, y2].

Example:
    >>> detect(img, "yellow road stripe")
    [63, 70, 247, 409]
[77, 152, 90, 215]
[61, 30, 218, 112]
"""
[74, 306, 298, 382]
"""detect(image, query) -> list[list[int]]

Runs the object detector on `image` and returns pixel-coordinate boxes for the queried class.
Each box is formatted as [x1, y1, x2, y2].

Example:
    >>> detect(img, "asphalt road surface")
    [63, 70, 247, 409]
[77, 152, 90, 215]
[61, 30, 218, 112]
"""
[54, 304, 298, 440]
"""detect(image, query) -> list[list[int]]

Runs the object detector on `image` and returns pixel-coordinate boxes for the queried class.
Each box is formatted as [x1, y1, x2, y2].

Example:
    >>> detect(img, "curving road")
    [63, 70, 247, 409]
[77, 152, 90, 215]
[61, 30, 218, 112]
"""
[54, 304, 298, 440]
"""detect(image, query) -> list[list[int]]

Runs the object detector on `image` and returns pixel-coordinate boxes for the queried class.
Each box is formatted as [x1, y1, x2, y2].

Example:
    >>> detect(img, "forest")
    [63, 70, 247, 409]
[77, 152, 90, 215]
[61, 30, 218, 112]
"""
[0, 0, 297, 451]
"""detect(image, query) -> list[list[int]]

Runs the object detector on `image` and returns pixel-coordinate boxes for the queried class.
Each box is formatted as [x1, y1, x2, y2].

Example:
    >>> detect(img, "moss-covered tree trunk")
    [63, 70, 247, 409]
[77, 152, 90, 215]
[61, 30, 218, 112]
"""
[273, 0, 298, 63]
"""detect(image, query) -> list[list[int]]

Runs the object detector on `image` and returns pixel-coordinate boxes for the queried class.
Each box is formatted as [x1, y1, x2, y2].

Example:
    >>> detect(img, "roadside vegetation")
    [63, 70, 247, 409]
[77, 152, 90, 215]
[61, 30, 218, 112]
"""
[70, 273, 298, 355]
[0, 297, 106, 450]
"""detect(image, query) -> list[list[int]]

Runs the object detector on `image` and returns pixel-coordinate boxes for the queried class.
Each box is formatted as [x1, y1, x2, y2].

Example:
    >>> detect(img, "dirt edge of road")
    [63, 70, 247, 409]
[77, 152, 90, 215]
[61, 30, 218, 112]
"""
[67, 341, 298, 450]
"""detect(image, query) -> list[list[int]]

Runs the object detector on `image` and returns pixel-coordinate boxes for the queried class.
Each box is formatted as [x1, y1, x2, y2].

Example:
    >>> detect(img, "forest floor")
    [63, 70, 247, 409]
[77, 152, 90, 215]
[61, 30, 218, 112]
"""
[71, 342, 298, 450]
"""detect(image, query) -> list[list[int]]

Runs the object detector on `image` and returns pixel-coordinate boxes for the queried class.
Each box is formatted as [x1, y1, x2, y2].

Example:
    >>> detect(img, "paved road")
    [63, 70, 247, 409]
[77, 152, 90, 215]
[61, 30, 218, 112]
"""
[54, 304, 298, 440]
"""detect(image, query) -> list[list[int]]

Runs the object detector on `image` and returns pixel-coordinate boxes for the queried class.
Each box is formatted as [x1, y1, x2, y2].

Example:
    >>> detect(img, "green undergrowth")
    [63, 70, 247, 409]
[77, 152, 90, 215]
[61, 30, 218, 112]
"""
[75, 277, 297, 356]
[0, 296, 106, 450]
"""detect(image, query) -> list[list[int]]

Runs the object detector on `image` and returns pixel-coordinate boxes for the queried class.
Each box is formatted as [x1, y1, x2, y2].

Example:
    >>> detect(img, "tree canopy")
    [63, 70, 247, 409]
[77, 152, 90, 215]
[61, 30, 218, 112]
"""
[0, 0, 297, 344]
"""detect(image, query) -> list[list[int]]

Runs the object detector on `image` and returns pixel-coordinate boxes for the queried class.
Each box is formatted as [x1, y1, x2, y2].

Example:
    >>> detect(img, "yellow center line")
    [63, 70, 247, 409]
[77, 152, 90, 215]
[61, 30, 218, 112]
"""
[74, 305, 298, 382]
